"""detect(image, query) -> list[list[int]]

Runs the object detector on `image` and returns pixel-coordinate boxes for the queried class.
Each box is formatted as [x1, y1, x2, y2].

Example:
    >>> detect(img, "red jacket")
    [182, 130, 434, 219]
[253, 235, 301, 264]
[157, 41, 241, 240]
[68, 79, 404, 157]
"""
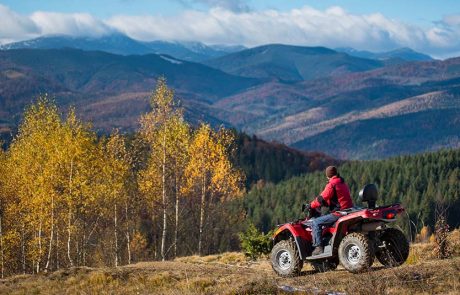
[310, 176, 353, 213]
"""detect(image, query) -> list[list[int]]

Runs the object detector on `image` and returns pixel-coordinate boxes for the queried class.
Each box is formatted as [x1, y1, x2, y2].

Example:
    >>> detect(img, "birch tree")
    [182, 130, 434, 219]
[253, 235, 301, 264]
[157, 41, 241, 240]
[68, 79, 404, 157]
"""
[184, 124, 243, 256]
[139, 78, 187, 261]
[100, 131, 131, 267]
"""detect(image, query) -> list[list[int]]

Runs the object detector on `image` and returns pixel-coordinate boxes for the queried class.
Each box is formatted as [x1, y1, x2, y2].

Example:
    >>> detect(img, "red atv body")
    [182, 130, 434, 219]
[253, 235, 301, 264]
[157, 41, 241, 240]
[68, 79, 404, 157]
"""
[270, 184, 410, 276]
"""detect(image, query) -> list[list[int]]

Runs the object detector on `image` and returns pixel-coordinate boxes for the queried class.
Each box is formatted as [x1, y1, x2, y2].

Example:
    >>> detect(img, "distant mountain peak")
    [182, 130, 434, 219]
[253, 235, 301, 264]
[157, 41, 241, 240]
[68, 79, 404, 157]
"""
[335, 47, 434, 62]
[204, 43, 382, 81]
[0, 34, 246, 62]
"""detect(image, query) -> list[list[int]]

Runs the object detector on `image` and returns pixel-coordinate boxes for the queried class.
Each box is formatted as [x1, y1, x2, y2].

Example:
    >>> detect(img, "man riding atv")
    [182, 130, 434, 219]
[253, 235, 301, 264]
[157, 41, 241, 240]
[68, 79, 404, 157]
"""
[271, 168, 410, 276]
[307, 166, 353, 256]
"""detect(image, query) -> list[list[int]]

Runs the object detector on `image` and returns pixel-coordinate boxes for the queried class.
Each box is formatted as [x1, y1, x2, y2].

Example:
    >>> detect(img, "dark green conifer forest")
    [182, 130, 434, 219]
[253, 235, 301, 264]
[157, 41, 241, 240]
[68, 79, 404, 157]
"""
[243, 149, 460, 236]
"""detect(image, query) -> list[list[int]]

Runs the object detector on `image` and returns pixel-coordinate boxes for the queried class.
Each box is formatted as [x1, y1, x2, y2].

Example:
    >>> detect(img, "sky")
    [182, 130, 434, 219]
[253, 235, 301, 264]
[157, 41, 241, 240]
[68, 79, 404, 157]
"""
[1, 0, 460, 58]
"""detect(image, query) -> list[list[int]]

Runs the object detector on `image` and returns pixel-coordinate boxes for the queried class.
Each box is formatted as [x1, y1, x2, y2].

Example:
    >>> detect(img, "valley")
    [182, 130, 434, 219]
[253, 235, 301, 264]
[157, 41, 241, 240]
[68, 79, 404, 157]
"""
[1, 37, 460, 159]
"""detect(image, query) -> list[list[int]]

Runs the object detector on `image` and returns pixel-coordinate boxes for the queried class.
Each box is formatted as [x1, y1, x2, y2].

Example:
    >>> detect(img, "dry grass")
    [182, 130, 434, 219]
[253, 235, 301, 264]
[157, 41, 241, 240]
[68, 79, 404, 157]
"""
[1, 244, 460, 295]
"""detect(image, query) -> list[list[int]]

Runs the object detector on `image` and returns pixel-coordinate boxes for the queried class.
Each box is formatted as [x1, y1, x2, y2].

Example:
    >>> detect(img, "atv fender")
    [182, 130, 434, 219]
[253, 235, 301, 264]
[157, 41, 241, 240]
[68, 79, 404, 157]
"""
[273, 223, 310, 260]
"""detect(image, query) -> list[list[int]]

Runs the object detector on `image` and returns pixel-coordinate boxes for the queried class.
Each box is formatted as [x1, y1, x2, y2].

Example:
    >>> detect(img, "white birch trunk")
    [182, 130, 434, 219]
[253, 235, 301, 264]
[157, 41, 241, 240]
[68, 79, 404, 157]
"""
[45, 195, 54, 271]
[174, 174, 179, 258]
[67, 159, 74, 267]
[37, 215, 42, 273]
[21, 222, 26, 274]
[125, 201, 131, 264]
[198, 173, 206, 256]
[67, 209, 73, 267]
[161, 131, 167, 261]
[114, 203, 118, 267]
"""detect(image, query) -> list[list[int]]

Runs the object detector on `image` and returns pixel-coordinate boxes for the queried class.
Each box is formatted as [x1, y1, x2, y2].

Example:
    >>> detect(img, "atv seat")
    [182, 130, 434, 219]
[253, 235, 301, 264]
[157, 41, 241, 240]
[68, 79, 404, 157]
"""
[302, 207, 364, 229]
[335, 206, 363, 216]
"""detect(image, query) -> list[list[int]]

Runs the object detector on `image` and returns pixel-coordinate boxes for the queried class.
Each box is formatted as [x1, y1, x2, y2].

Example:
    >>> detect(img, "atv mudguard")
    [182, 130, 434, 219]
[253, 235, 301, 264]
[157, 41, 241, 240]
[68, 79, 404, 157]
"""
[273, 222, 311, 259]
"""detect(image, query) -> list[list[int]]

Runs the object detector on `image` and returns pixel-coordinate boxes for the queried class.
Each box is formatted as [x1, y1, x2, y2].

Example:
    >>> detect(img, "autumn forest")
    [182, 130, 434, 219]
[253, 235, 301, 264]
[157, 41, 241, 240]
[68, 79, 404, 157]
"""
[0, 79, 459, 279]
[0, 79, 246, 277]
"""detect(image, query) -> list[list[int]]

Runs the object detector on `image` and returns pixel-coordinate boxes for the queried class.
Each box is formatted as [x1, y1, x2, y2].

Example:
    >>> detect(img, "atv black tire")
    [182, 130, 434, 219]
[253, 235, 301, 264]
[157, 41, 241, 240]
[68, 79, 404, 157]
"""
[271, 239, 303, 277]
[376, 228, 409, 267]
[338, 232, 374, 273]
[311, 259, 338, 273]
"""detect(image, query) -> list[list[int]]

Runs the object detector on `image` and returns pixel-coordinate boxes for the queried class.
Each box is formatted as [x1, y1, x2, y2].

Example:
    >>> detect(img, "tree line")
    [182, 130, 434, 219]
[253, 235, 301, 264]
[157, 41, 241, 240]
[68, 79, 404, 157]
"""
[1, 78, 457, 278]
[244, 149, 460, 235]
[0, 79, 244, 277]
[233, 133, 339, 186]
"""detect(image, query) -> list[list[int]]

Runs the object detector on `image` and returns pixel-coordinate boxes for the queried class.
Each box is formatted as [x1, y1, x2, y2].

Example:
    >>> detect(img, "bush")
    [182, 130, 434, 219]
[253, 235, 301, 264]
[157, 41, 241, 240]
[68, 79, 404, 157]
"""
[239, 222, 273, 260]
[433, 213, 452, 259]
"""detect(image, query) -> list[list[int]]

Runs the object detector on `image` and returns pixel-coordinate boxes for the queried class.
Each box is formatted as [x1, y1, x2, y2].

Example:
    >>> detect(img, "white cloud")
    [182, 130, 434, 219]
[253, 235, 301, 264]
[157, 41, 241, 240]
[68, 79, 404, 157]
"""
[30, 11, 111, 37]
[0, 5, 39, 44]
[1, 4, 460, 58]
[106, 6, 429, 52]
[177, 0, 250, 12]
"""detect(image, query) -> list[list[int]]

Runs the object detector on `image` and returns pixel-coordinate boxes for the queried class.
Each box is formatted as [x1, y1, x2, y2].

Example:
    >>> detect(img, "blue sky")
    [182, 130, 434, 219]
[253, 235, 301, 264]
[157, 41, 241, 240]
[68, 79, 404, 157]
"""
[0, 1, 455, 19]
[2, 0, 458, 25]
[1, 0, 460, 57]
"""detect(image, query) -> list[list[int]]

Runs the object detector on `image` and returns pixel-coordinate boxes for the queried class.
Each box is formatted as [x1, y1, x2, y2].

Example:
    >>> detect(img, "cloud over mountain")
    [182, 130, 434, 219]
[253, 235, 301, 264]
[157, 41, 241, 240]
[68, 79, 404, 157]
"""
[176, 0, 250, 12]
[1, 3, 460, 57]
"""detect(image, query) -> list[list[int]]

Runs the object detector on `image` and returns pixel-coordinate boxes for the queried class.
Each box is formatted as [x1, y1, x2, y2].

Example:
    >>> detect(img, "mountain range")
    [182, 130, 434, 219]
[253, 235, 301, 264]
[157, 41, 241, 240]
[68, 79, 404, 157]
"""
[335, 47, 434, 62]
[0, 34, 458, 159]
[204, 44, 383, 81]
[0, 34, 245, 62]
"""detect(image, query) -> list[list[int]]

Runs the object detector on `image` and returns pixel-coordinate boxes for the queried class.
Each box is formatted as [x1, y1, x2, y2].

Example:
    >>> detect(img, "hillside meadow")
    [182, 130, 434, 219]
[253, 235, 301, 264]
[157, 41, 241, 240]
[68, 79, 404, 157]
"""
[2, 237, 460, 295]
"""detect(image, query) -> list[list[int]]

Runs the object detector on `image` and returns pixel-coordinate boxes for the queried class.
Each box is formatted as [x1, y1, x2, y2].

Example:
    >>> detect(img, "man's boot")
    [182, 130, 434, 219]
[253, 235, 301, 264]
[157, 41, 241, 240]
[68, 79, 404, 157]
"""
[312, 246, 324, 256]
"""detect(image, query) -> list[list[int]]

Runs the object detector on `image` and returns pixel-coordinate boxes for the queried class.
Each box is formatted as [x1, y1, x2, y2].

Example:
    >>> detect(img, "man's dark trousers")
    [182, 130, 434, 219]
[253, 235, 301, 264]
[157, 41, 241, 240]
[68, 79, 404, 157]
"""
[311, 214, 340, 247]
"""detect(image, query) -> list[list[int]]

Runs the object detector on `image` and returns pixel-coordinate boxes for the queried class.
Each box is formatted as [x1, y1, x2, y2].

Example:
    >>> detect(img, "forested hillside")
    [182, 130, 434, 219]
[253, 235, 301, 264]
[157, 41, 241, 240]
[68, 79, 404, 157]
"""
[1, 47, 460, 159]
[244, 149, 460, 234]
[233, 133, 339, 186]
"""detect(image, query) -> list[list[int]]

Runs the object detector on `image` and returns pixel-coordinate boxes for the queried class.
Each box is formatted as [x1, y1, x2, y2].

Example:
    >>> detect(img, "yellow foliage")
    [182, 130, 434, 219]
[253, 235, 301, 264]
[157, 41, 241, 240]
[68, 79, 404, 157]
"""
[130, 232, 148, 262]
[416, 226, 431, 243]
[0, 82, 247, 274]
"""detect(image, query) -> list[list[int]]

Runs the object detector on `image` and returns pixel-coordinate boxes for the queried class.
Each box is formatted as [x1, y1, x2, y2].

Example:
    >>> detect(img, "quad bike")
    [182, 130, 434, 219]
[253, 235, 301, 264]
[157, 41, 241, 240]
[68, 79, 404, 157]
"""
[270, 184, 410, 276]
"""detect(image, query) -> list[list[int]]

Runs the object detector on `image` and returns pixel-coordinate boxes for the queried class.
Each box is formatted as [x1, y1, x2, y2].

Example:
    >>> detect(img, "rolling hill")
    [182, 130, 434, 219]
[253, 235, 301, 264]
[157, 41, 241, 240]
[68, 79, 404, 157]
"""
[0, 48, 260, 133]
[211, 57, 460, 158]
[0, 46, 459, 159]
[336, 47, 434, 62]
[204, 44, 383, 81]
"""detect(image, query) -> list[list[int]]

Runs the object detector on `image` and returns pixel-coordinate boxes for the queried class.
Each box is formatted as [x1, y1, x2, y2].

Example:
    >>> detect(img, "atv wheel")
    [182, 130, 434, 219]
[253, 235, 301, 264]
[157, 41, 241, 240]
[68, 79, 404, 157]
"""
[271, 239, 303, 277]
[338, 233, 374, 273]
[376, 228, 409, 267]
[311, 259, 338, 273]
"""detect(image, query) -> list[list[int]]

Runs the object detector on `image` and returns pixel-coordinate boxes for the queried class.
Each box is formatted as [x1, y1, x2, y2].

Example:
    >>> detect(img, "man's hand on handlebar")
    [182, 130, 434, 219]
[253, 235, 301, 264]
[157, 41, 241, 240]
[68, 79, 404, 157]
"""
[302, 203, 311, 213]
[302, 201, 321, 218]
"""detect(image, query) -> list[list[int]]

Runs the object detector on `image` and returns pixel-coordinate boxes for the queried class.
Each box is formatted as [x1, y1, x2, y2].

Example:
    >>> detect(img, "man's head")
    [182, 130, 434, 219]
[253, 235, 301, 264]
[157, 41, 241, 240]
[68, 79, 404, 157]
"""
[325, 166, 338, 179]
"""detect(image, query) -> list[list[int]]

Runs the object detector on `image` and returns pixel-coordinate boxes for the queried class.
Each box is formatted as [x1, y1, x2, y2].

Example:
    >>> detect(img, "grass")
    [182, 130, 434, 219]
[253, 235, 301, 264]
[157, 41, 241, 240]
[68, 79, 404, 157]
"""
[1, 243, 460, 295]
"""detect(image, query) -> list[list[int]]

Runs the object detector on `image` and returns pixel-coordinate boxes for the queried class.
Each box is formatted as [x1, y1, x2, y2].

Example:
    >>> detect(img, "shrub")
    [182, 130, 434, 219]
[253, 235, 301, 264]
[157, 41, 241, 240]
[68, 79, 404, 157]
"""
[433, 213, 452, 259]
[239, 222, 272, 260]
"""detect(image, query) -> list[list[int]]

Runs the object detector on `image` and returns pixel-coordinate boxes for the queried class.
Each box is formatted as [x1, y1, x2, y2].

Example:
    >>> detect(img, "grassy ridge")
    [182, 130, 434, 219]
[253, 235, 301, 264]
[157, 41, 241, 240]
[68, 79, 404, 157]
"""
[2, 246, 460, 295]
